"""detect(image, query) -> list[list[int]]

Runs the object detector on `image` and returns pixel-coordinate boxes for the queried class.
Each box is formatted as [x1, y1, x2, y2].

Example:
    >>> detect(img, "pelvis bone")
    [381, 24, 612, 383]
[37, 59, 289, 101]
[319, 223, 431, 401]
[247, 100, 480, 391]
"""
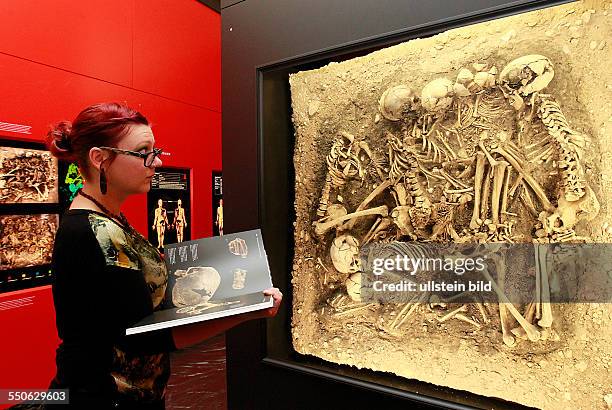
[543, 186, 600, 234]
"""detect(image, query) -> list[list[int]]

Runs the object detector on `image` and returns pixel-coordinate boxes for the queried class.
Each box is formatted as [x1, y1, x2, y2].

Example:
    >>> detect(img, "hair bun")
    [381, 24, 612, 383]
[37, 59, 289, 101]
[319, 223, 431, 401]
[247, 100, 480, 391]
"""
[47, 121, 74, 160]
[54, 122, 72, 149]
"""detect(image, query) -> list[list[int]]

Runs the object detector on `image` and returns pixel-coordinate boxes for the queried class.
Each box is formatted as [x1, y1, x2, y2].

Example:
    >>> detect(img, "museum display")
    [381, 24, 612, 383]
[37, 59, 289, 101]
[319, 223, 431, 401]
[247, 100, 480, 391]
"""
[0, 214, 59, 293]
[0, 140, 60, 293]
[147, 167, 191, 247]
[213, 171, 223, 236]
[0, 213, 58, 270]
[127, 229, 273, 335]
[0, 143, 58, 204]
[289, 1, 611, 409]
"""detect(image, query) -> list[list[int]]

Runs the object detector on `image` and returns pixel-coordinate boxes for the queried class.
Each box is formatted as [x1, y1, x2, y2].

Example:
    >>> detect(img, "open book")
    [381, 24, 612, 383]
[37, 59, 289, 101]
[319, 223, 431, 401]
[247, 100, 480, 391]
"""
[126, 229, 273, 335]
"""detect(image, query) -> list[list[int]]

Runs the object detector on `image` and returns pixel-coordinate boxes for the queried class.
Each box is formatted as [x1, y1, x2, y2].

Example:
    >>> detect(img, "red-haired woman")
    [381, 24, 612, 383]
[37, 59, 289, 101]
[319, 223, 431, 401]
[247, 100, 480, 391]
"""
[44, 102, 282, 409]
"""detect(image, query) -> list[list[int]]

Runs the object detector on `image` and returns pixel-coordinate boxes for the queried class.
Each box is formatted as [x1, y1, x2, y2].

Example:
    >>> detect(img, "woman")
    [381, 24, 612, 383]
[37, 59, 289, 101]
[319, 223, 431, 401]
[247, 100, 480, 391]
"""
[45, 102, 282, 409]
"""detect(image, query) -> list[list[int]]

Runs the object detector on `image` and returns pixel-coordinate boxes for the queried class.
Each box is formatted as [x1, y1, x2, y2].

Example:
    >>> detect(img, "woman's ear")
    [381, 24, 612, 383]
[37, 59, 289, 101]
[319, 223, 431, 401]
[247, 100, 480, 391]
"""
[88, 147, 106, 171]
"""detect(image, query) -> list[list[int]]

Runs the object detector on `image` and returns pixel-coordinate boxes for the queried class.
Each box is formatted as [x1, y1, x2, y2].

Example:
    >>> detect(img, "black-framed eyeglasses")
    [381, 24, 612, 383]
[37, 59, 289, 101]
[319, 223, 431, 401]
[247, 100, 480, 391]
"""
[99, 146, 170, 167]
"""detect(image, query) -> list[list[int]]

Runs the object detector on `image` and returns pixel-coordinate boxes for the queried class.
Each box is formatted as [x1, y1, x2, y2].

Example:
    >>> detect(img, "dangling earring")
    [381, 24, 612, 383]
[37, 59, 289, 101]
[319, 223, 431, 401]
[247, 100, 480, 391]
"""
[100, 166, 107, 195]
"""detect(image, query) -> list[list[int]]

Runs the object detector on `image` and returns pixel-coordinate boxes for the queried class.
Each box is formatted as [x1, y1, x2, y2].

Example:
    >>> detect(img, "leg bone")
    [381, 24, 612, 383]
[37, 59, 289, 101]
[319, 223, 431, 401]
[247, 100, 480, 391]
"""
[500, 167, 511, 223]
[454, 313, 481, 329]
[537, 245, 553, 328]
[475, 300, 490, 324]
[470, 152, 486, 229]
[499, 303, 516, 346]
[481, 264, 541, 342]
[480, 167, 492, 222]
[520, 189, 539, 217]
[491, 161, 509, 225]
[394, 292, 428, 329]
[493, 146, 555, 212]
[344, 180, 392, 230]
[314, 205, 388, 236]
[437, 304, 468, 323]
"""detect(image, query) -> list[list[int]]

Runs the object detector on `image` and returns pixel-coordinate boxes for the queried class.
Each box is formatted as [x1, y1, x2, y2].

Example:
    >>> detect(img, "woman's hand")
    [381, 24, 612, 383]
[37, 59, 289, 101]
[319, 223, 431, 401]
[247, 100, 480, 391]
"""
[173, 288, 283, 349]
[250, 287, 283, 319]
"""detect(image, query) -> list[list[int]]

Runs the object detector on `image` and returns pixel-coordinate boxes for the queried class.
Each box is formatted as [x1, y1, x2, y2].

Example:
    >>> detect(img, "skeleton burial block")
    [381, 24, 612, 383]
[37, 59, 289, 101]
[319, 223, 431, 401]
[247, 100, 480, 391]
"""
[289, 1, 612, 409]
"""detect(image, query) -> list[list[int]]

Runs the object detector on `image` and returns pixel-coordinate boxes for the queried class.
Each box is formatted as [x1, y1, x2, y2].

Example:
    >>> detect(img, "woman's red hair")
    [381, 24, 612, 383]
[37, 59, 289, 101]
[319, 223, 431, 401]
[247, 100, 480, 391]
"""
[47, 102, 149, 177]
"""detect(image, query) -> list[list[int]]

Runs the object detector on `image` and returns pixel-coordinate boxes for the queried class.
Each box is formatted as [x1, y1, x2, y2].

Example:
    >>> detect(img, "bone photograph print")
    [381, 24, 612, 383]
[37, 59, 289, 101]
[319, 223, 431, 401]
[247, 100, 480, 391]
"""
[289, 1, 611, 409]
[0, 214, 58, 270]
[0, 145, 59, 204]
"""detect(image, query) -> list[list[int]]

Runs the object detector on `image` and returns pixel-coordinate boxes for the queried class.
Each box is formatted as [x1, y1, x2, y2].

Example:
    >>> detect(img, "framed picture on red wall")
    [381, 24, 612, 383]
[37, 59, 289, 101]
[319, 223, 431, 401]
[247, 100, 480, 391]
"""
[0, 140, 58, 204]
[0, 138, 60, 293]
[147, 167, 191, 251]
[212, 170, 222, 236]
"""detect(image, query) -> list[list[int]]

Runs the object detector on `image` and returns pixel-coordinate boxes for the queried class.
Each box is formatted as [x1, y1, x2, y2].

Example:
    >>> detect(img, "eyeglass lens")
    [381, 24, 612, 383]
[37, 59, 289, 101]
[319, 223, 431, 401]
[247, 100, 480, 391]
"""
[145, 151, 159, 167]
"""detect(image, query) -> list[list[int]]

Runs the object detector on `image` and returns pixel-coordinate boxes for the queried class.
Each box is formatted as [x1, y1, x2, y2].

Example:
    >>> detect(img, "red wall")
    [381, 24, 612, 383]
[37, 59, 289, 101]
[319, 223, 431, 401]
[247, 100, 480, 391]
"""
[0, 0, 220, 401]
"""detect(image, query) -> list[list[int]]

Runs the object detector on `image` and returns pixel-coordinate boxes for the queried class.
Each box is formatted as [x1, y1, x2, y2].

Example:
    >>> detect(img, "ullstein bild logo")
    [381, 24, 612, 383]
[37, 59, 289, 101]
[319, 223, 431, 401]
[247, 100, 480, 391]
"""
[0, 121, 32, 135]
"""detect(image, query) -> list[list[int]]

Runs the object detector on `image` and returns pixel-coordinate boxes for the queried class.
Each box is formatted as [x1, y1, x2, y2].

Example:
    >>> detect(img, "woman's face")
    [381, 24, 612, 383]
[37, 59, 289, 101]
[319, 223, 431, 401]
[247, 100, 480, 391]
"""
[106, 124, 161, 196]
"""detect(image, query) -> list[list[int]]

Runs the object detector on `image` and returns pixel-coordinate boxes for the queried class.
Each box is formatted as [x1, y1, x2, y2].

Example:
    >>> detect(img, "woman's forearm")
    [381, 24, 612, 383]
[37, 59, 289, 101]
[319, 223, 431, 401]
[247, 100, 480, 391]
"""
[171, 288, 282, 349]
[171, 314, 250, 349]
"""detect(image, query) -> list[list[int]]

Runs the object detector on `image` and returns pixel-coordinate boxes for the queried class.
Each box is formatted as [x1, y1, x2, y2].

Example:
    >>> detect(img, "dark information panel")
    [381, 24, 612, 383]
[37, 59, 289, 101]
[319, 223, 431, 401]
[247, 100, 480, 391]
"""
[147, 167, 191, 251]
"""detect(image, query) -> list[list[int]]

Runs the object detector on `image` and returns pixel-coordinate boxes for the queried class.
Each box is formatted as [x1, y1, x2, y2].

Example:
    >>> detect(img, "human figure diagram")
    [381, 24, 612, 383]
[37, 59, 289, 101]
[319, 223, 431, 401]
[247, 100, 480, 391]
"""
[152, 198, 169, 249]
[173, 198, 188, 243]
[216, 198, 224, 236]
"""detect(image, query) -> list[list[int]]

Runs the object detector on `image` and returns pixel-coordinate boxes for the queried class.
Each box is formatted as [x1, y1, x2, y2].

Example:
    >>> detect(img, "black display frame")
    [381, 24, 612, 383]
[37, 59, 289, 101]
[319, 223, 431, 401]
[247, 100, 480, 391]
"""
[222, 0, 575, 408]
[147, 166, 192, 250]
[212, 170, 223, 236]
[0, 138, 60, 293]
[253, 1, 573, 409]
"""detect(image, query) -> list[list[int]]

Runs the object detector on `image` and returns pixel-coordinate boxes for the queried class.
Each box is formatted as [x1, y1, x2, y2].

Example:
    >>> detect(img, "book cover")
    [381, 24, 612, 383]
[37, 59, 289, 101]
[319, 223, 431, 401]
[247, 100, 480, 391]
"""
[126, 229, 273, 335]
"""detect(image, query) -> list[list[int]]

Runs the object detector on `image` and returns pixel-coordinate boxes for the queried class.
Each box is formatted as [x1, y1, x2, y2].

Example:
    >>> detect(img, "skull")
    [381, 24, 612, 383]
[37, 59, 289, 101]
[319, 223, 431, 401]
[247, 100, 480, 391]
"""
[472, 66, 497, 89]
[378, 85, 419, 121]
[421, 78, 454, 113]
[500, 54, 554, 97]
[330, 234, 362, 274]
[172, 266, 221, 307]
[456, 68, 474, 85]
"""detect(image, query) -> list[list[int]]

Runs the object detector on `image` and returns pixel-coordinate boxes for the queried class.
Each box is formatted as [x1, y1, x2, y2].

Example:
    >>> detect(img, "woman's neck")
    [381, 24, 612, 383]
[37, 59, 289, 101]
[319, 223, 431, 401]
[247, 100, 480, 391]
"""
[71, 187, 123, 216]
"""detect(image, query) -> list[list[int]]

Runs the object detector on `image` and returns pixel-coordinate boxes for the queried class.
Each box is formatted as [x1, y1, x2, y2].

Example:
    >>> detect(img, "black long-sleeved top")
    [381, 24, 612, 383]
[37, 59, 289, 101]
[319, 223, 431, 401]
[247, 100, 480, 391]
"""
[50, 209, 175, 408]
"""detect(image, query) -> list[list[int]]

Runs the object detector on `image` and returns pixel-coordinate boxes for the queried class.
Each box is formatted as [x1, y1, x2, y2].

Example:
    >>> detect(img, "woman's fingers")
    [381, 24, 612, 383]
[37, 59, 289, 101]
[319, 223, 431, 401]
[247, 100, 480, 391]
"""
[261, 288, 283, 316]
[263, 287, 283, 302]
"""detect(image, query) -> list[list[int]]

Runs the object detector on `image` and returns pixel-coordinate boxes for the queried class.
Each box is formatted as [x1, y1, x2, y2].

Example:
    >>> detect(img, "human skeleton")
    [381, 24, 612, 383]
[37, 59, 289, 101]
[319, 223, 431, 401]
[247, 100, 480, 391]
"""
[311, 55, 599, 346]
